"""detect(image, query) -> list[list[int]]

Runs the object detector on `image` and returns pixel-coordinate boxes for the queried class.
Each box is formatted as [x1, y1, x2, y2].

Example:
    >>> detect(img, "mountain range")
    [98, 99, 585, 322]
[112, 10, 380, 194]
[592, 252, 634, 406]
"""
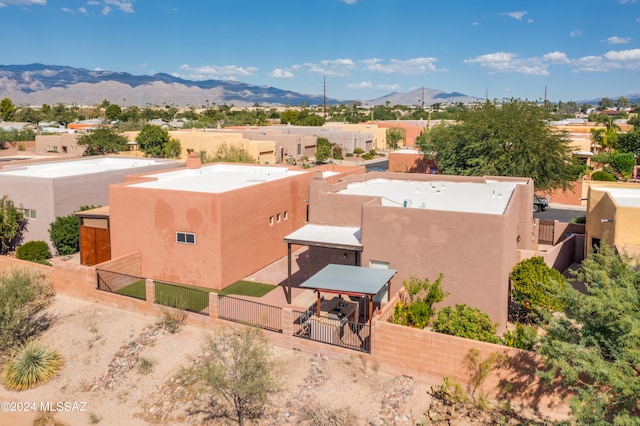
[0, 64, 482, 108]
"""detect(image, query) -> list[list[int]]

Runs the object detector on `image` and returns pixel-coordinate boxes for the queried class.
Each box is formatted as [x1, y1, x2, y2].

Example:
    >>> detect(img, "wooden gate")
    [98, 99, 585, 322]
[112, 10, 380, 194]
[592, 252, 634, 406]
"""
[538, 220, 555, 245]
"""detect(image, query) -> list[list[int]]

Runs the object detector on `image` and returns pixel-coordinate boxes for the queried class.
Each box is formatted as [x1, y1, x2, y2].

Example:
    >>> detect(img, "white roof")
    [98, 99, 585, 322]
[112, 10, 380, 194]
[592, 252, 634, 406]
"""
[597, 187, 640, 208]
[337, 178, 525, 215]
[285, 224, 362, 250]
[129, 164, 305, 193]
[0, 157, 167, 178]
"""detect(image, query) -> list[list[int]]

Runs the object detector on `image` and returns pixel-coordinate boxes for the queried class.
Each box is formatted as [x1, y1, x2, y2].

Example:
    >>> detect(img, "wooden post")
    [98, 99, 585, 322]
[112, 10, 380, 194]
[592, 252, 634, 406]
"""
[287, 243, 292, 304]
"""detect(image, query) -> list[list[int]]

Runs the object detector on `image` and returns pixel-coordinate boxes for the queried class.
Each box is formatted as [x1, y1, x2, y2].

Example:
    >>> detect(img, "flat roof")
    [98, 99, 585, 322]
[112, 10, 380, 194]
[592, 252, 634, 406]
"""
[0, 157, 168, 178]
[300, 264, 397, 296]
[129, 164, 305, 193]
[285, 224, 362, 251]
[597, 187, 640, 208]
[336, 178, 524, 215]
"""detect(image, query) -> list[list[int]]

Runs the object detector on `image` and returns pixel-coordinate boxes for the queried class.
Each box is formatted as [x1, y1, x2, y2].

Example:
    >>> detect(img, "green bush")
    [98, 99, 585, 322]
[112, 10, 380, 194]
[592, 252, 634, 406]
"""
[2, 340, 62, 390]
[0, 268, 54, 351]
[353, 147, 364, 155]
[432, 304, 501, 344]
[501, 323, 538, 350]
[610, 152, 636, 178]
[361, 153, 374, 160]
[390, 275, 447, 329]
[49, 214, 79, 255]
[590, 170, 616, 181]
[510, 256, 568, 321]
[16, 241, 52, 265]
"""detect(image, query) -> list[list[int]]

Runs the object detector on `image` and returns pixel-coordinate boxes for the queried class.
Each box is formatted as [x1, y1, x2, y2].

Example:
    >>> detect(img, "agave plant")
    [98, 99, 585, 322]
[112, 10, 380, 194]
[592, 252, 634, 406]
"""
[2, 340, 63, 390]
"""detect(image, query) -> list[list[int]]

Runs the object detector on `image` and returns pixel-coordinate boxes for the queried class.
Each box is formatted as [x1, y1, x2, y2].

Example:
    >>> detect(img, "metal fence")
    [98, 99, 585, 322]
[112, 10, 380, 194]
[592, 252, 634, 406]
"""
[154, 281, 210, 317]
[218, 295, 282, 333]
[96, 269, 146, 301]
[293, 309, 371, 353]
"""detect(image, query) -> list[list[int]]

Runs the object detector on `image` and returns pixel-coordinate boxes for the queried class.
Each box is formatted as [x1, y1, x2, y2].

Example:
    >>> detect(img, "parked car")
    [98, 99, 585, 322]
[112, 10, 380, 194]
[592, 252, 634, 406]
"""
[533, 194, 549, 213]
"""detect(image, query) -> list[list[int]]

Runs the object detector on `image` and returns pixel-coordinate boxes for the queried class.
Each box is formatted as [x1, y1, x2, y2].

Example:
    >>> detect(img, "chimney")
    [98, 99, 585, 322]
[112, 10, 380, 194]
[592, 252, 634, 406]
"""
[185, 151, 201, 169]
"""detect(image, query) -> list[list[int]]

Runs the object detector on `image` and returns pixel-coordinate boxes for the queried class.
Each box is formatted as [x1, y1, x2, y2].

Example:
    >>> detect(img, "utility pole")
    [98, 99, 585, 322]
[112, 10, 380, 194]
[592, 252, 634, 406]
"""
[323, 76, 327, 118]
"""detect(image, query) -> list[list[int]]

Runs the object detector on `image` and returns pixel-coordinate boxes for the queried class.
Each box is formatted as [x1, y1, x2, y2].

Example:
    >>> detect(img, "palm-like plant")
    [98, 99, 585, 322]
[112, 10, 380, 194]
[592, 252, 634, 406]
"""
[2, 340, 62, 390]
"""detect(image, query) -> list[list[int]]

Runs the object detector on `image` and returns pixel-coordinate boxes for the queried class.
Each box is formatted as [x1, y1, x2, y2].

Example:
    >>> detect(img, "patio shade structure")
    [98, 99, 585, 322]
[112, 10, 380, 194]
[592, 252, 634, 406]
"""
[299, 264, 397, 324]
[284, 224, 363, 304]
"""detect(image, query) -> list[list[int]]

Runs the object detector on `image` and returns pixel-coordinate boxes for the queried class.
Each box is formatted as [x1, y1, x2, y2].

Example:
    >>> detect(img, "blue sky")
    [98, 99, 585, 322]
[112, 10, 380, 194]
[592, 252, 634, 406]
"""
[1, 0, 639, 103]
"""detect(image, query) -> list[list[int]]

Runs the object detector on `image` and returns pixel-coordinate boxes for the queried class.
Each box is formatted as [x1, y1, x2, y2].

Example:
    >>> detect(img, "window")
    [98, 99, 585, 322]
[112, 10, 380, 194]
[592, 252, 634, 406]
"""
[269, 216, 274, 226]
[283, 211, 288, 220]
[22, 209, 37, 220]
[277, 213, 281, 222]
[176, 232, 196, 245]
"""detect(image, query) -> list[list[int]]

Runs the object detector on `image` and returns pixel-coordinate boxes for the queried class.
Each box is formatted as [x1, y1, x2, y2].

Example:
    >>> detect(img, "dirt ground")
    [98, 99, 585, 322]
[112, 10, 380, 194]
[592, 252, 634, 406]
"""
[0, 295, 561, 426]
[0, 295, 436, 425]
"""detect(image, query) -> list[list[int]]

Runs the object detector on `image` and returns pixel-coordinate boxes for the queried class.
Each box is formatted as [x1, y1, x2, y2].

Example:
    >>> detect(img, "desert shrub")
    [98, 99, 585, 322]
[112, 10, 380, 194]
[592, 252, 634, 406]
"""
[2, 340, 62, 390]
[590, 170, 616, 181]
[432, 304, 501, 344]
[48, 214, 80, 255]
[302, 404, 358, 426]
[571, 215, 586, 224]
[353, 147, 364, 155]
[361, 153, 374, 160]
[501, 323, 538, 350]
[390, 275, 447, 329]
[0, 268, 54, 351]
[136, 357, 155, 375]
[157, 297, 188, 334]
[16, 241, 52, 265]
[510, 256, 568, 322]
[192, 327, 278, 425]
[345, 152, 353, 157]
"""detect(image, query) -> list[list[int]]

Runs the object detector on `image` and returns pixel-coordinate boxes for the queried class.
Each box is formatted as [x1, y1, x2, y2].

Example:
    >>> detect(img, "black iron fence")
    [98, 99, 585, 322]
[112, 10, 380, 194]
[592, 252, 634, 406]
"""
[293, 309, 371, 353]
[218, 295, 282, 333]
[96, 269, 146, 301]
[154, 281, 210, 317]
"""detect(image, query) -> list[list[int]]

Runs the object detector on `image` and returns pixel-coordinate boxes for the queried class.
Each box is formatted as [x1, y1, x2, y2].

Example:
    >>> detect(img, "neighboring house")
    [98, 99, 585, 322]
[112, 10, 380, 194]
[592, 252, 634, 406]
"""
[0, 157, 178, 250]
[585, 182, 640, 259]
[105, 156, 364, 290]
[36, 133, 84, 155]
[124, 129, 277, 164]
[388, 149, 437, 173]
[288, 172, 535, 331]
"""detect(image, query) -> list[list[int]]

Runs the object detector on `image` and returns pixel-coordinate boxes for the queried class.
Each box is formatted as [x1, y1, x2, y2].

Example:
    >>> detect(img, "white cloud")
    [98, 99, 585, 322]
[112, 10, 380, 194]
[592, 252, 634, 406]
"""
[177, 64, 258, 80]
[604, 48, 640, 61]
[303, 58, 356, 76]
[270, 68, 295, 79]
[361, 57, 438, 74]
[101, 6, 111, 15]
[605, 36, 631, 44]
[502, 11, 527, 20]
[78, 6, 87, 14]
[61, 7, 71, 12]
[464, 51, 572, 76]
[341, 0, 357, 4]
[87, 1, 99, 4]
[347, 81, 372, 90]
[0, 0, 45, 5]
[103, 0, 133, 13]
[570, 30, 583, 38]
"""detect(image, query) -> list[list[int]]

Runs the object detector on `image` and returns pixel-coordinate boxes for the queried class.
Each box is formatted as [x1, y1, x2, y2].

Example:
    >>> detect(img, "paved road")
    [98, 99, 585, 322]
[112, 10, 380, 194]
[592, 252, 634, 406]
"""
[534, 204, 586, 222]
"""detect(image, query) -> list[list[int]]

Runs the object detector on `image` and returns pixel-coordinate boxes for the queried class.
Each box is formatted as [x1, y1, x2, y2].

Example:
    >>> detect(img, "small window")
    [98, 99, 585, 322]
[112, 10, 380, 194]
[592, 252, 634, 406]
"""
[22, 209, 36, 220]
[176, 232, 196, 245]
[269, 216, 274, 226]
[277, 213, 281, 222]
[283, 211, 288, 220]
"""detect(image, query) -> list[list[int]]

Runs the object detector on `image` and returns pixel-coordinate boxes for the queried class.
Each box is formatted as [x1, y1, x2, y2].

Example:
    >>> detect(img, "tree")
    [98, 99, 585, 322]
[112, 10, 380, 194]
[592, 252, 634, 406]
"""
[386, 127, 405, 149]
[164, 137, 182, 159]
[598, 97, 614, 110]
[77, 126, 129, 155]
[420, 100, 578, 191]
[51, 103, 77, 126]
[538, 242, 640, 423]
[617, 129, 640, 155]
[104, 104, 122, 122]
[194, 327, 278, 426]
[0, 98, 17, 121]
[0, 195, 25, 255]
[136, 124, 169, 157]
